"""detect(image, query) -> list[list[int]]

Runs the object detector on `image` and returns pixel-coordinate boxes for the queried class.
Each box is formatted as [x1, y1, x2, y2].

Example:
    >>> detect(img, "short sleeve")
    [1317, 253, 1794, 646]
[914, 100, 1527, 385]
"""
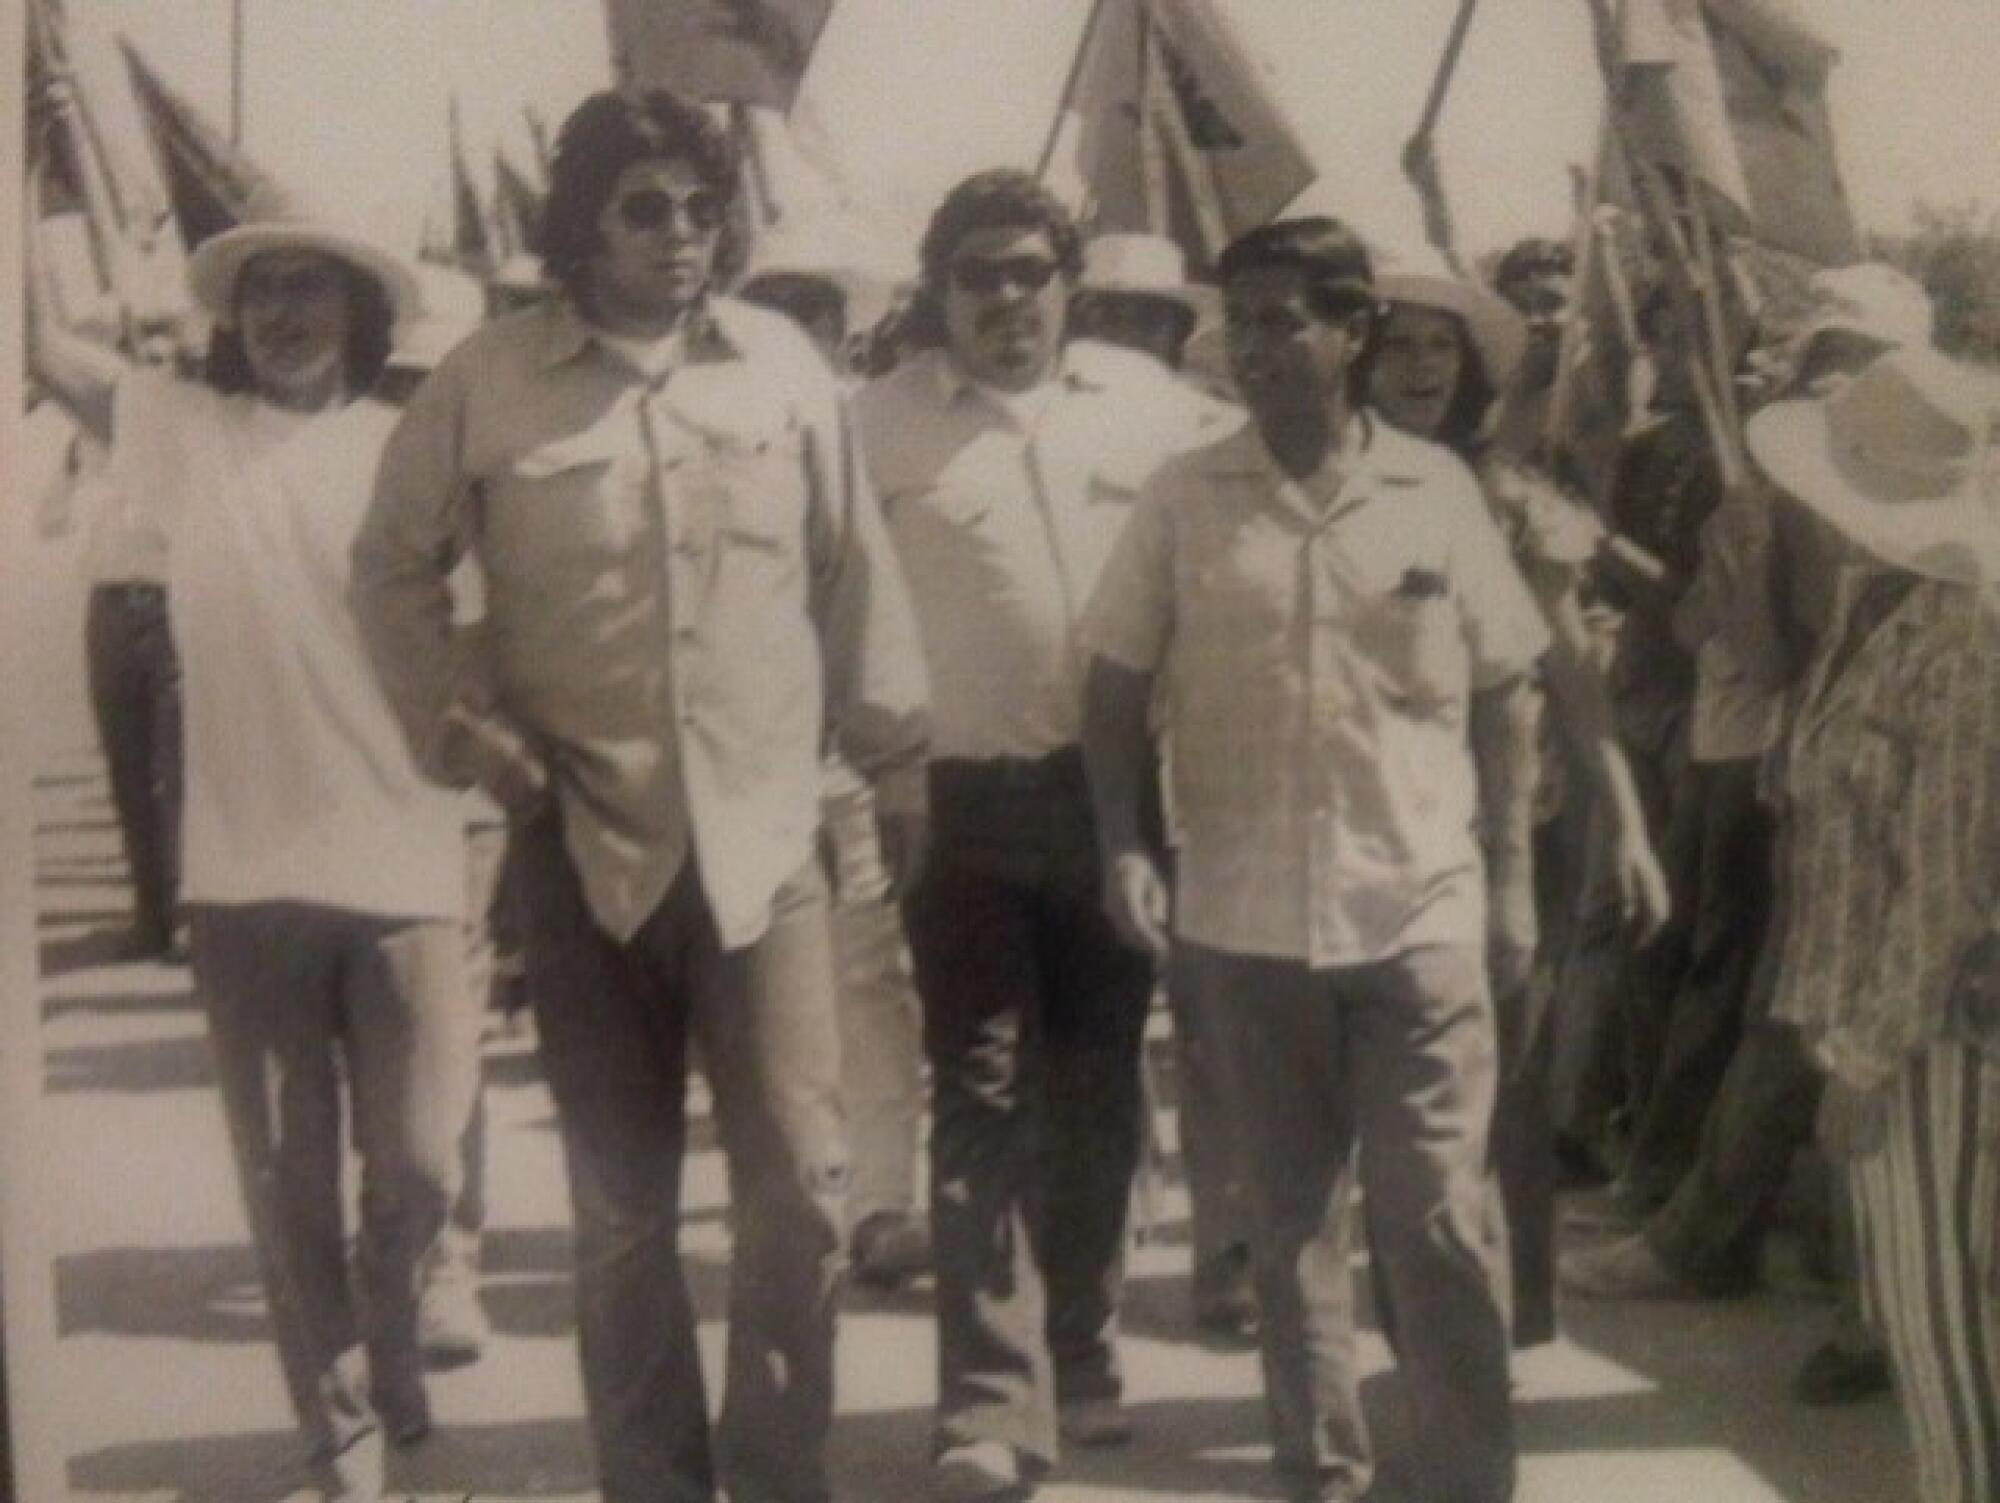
[1079, 475, 1179, 674]
[1444, 462, 1552, 687]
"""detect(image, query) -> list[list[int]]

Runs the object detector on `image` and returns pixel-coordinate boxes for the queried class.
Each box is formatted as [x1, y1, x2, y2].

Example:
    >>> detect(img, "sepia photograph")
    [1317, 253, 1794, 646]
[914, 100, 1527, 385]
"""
[5, 2, 2000, 1500]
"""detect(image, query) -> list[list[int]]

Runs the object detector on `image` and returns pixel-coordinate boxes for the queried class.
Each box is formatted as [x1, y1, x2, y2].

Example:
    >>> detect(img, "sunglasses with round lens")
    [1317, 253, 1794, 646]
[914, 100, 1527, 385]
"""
[950, 255, 1060, 296]
[614, 187, 725, 234]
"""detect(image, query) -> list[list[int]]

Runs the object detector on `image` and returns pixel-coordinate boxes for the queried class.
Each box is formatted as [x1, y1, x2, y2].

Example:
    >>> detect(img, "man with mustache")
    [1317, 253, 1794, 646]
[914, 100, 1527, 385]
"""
[851, 170, 1231, 1500]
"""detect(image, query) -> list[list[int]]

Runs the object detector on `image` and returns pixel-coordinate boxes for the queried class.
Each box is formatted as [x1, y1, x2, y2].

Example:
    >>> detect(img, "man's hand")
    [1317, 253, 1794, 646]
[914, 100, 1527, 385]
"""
[875, 809, 931, 903]
[1487, 865, 1539, 1001]
[1613, 827, 1672, 944]
[1104, 849, 1171, 960]
[444, 705, 550, 818]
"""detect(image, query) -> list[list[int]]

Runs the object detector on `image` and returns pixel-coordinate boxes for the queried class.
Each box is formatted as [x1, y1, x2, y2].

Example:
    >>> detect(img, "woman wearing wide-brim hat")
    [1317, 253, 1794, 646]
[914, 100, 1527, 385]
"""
[29, 198, 474, 1503]
[1358, 244, 1671, 1351]
[1748, 346, 2000, 1503]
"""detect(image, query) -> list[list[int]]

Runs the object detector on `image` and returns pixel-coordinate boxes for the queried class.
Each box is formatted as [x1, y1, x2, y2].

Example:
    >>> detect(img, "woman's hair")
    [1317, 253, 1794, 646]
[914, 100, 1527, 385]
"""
[540, 87, 749, 302]
[897, 169, 1083, 351]
[1357, 300, 1499, 459]
[202, 255, 395, 396]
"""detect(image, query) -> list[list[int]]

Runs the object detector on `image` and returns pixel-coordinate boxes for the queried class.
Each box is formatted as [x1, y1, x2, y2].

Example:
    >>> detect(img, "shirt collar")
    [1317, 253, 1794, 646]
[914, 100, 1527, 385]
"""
[1193, 412, 1436, 527]
[535, 295, 744, 373]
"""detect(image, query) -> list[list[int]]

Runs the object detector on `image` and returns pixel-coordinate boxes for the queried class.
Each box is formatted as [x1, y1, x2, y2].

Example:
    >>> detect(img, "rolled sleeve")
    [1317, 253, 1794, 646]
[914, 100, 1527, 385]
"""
[806, 382, 932, 810]
[350, 359, 482, 786]
[1447, 468, 1551, 687]
[1079, 480, 1177, 674]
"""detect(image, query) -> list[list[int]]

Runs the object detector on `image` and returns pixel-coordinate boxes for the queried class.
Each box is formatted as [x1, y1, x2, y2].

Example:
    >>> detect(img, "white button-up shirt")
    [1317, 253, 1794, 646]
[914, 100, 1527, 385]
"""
[1082, 417, 1550, 967]
[853, 340, 1238, 760]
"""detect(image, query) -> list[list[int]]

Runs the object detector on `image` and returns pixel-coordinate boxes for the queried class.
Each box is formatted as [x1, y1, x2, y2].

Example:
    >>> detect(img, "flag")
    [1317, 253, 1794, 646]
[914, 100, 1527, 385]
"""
[120, 38, 283, 248]
[448, 96, 493, 273]
[1043, 0, 1315, 271]
[603, 0, 833, 109]
[493, 149, 545, 257]
[523, 104, 554, 183]
[1613, 0, 1857, 265]
[26, 0, 188, 323]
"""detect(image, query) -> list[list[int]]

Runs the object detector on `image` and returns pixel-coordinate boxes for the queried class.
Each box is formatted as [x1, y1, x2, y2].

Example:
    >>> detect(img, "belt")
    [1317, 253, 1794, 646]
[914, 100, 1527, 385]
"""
[930, 745, 1086, 792]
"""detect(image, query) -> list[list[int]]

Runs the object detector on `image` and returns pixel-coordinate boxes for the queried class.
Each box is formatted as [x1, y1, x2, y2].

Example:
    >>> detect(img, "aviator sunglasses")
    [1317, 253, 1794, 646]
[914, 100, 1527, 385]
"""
[613, 187, 727, 234]
[949, 255, 1062, 295]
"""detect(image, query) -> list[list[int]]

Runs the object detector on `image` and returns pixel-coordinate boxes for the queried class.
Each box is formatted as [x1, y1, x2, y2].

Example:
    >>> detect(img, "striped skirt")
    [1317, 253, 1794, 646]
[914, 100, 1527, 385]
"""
[1848, 1041, 2000, 1503]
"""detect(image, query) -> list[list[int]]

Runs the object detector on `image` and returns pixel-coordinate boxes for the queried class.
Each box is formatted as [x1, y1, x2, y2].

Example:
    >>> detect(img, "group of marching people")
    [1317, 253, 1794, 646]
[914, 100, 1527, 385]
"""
[24, 76, 2000, 1503]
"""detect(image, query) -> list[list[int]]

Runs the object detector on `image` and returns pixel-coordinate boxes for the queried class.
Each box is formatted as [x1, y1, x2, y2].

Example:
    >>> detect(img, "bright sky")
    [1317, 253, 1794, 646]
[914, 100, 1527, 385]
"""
[64, 0, 2000, 271]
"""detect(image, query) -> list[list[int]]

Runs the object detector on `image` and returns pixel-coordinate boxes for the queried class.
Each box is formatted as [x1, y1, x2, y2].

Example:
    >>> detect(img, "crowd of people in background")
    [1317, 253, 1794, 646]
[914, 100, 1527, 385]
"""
[22, 75, 2000, 1503]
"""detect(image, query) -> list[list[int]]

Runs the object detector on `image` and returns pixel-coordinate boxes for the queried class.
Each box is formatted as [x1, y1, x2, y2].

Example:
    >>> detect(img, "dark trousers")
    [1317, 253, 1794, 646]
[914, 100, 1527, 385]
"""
[190, 901, 472, 1459]
[1180, 941, 1514, 1503]
[903, 752, 1153, 1468]
[515, 813, 846, 1503]
[1644, 1020, 1823, 1288]
[85, 581, 182, 947]
[1619, 758, 1775, 1207]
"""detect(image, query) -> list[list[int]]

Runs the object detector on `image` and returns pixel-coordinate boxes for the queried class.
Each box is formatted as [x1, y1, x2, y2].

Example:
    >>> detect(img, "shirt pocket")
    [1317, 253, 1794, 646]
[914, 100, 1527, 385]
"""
[1352, 586, 1465, 714]
[694, 413, 808, 553]
[500, 434, 648, 558]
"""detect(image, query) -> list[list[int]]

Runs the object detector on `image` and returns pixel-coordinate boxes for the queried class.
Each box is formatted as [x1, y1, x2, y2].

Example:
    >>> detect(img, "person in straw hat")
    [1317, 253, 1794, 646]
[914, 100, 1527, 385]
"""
[28, 187, 478, 1502]
[1361, 244, 1668, 1350]
[1748, 346, 2000, 1503]
[1068, 231, 1217, 372]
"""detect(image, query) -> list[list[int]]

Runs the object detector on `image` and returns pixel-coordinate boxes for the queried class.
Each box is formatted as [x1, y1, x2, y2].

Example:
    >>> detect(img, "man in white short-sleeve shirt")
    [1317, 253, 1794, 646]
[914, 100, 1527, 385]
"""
[1082, 217, 1547, 1503]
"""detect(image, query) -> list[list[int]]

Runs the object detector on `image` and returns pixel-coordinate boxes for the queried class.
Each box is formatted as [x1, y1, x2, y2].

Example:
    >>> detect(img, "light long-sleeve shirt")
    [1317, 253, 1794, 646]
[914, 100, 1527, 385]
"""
[352, 297, 929, 947]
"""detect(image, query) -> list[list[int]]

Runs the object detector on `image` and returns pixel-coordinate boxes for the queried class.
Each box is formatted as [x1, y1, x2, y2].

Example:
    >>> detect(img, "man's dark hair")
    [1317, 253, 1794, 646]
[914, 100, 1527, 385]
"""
[1216, 217, 1375, 320]
[540, 88, 748, 302]
[1492, 236, 1574, 300]
[899, 170, 1082, 348]
[203, 255, 395, 396]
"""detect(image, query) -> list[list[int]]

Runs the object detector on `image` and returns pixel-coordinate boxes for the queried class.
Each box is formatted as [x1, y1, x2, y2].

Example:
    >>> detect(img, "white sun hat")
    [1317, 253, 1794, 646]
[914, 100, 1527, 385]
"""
[1372, 242, 1528, 394]
[1076, 232, 1218, 327]
[1794, 262, 1934, 355]
[187, 185, 420, 328]
[1746, 346, 2000, 584]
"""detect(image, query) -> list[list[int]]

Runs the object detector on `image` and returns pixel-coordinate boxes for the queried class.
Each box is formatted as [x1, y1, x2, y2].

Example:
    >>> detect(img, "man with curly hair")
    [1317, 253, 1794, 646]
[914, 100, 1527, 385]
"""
[352, 87, 931, 1503]
[853, 170, 1232, 1500]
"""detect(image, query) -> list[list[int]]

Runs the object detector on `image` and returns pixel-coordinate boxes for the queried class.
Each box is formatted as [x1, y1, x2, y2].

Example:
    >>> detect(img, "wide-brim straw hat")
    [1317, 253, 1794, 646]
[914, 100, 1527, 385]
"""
[1372, 243, 1527, 393]
[1746, 346, 2000, 584]
[188, 211, 421, 328]
[1075, 231, 1219, 328]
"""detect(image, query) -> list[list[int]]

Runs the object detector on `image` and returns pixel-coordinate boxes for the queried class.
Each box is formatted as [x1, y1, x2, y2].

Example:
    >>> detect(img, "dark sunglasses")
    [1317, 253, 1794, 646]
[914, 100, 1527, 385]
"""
[614, 187, 726, 234]
[950, 255, 1061, 295]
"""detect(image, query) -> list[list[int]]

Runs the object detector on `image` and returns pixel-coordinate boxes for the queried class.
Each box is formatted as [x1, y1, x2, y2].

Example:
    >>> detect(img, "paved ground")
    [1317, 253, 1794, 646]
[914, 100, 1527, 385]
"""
[6, 409, 1919, 1501]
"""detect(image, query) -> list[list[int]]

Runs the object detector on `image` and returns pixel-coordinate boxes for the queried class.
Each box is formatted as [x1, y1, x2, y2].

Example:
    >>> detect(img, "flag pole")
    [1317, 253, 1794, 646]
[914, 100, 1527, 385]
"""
[1582, 0, 1746, 490]
[1402, 0, 1478, 274]
[230, 0, 244, 147]
[1034, 0, 1113, 181]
